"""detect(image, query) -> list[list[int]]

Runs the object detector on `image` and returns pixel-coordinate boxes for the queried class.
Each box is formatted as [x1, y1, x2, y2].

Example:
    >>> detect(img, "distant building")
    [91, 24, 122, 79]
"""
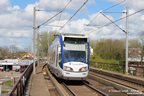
[0, 59, 33, 71]
[128, 48, 144, 62]
[21, 53, 37, 60]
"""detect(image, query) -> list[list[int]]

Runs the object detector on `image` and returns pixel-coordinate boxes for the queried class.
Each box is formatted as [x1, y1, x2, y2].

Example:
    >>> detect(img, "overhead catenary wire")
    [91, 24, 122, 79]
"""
[4, 0, 126, 52]
[58, 0, 88, 33]
[40, 0, 124, 34]
[86, 7, 144, 35]
[37, 11, 62, 28]
[78, 11, 101, 34]
[36, 10, 61, 12]
[78, 0, 126, 34]
[56, 0, 72, 30]
[46, 25, 63, 27]
[100, 12, 126, 33]
[103, 0, 126, 12]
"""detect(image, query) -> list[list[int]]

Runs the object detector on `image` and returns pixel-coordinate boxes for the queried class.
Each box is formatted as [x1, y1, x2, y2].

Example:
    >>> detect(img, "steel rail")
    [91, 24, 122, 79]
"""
[83, 81, 109, 96]
[57, 78, 108, 96]
[57, 78, 77, 96]
[89, 72, 144, 92]
[90, 69, 144, 87]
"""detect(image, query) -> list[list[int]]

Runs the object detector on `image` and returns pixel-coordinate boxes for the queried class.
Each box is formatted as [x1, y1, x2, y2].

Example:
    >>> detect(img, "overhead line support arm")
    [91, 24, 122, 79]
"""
[100, 12, 126, 33]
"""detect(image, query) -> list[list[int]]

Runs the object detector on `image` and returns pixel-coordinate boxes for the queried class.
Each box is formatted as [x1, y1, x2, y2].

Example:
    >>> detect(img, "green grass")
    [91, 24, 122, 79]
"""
[2, 91, 9, 94]
[3, 80, 13, 87]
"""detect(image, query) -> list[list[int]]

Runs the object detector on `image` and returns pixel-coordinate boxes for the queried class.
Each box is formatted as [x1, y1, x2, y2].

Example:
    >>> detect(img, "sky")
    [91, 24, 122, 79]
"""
[1, 0, 144, 51]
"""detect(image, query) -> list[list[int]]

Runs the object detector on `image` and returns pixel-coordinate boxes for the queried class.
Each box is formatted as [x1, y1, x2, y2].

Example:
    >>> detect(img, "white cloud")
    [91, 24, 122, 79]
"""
[118, 9, 144, 37]
[38, 0, 95, 11]
[24, 3, 38, 12]
[85, 0, 144, 40]
[0, 0, 94, 49]
[60, 19, 90, 34]
[39, 19, 90, 34]
[120, 9, 141, 24]
[13, 5, 20, 10]
[107, 0, 144, 10]
[89, 12, 114, 25]
[0, 0, 11, 14]
[71, 19, 89, 31]
[0, 0, 95, 39]
[1, 0, 144, 49]
[125, 0, 144, 10]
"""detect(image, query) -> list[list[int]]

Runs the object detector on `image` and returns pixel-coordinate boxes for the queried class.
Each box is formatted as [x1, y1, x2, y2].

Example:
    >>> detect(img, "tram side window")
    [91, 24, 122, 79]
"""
[59, 54, 62, 68]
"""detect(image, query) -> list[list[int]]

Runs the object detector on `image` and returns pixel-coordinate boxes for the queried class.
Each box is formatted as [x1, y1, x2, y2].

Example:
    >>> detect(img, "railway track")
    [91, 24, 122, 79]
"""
[57, 78, 108, 96]
[43, 63, 109, 96]
[85, 77, 128, 96]
[43, 63, 143, 96]
[89, 71, 144, 95]
[91, 69, 144, 87]
[42, 64, 59, 96]
[44, 63, 126, 96]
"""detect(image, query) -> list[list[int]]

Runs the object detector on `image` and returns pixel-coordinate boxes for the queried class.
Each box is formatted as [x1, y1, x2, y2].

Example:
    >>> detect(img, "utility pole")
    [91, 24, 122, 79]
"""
[85, 8, 129, 74]
[37, 33, 39, 65]
[42, 36, 44, 64]
[33, 7, 36, 75]
[125, 7, 129, 74]
[48, 31, 49, 50]
[32, 8, 62, 67]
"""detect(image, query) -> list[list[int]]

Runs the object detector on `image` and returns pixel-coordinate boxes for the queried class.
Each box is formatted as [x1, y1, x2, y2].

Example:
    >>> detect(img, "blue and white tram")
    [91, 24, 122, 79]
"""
[47, 34, 90, 80]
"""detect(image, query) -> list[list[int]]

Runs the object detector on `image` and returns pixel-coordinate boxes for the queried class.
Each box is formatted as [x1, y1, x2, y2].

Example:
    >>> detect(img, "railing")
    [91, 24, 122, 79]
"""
[90, 61, 144, 77]
[6, 62, 37, 96]
[90, 61, 125, 73]
[128, 63, 144, 77]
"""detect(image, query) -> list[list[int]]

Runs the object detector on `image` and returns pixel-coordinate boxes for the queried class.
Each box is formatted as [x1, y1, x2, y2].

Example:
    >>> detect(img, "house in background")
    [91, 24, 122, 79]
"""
[128, 48, 144, 63]
[128, 48, 144, 76]
[21, 53, 37, 60]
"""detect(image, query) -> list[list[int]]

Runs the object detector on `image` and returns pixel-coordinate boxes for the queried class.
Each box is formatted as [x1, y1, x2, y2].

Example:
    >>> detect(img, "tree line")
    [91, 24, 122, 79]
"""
[90, 38, 142, 64]
[0, 45, 25, 60]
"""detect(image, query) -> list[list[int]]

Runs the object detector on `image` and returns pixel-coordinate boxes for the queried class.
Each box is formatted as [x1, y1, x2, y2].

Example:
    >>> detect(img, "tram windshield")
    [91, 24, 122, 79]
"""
[63, 42, 88, 64]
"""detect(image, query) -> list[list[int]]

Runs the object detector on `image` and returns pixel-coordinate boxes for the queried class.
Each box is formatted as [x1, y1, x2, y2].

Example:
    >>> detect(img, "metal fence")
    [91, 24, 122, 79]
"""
[6, 62, 37, 96]
[90, 61, 144, 77]
[128, 63, 144, 77]
[90, 61, 125, 73]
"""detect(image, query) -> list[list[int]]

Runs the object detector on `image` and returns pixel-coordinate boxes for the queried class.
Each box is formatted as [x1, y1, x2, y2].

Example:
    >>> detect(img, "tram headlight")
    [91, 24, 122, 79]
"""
[79, 67, 87, 72]
[64, 66, 73, 71]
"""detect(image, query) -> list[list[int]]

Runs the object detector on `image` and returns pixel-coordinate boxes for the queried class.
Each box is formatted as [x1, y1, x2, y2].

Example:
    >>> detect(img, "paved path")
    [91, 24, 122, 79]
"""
[26, 64, 50, 96]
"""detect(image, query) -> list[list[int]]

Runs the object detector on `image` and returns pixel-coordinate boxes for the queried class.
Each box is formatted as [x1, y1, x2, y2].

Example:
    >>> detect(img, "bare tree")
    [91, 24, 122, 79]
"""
[138, 31, 144, 66]
[0, 47, 9, 59]
[9, 45, 18, 58]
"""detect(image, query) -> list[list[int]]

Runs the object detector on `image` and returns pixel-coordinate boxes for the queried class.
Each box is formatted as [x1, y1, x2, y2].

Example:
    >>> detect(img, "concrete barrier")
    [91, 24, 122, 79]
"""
[46, 65, 69, 96]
